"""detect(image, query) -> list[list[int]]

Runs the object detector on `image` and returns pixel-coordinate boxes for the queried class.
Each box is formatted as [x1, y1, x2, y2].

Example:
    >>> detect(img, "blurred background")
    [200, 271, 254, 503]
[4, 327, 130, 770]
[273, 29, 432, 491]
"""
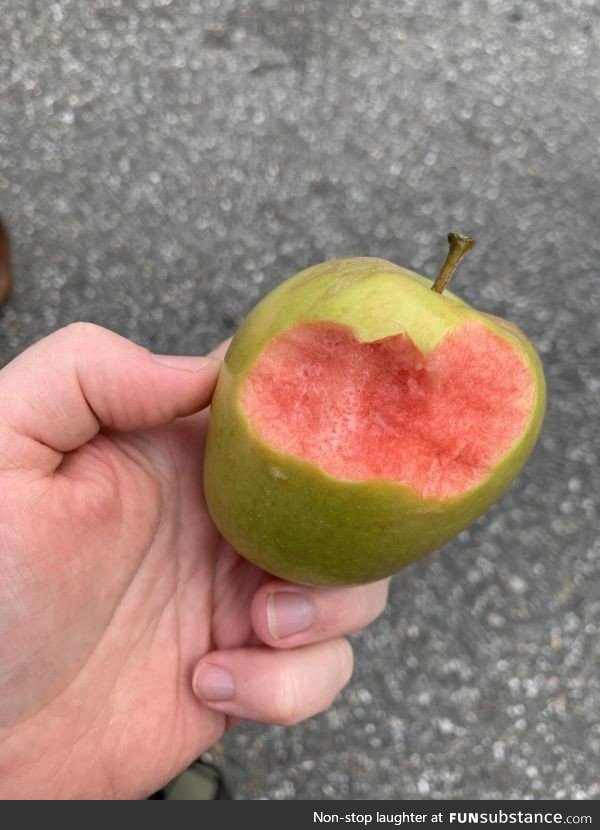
[1, 0, 599, 800]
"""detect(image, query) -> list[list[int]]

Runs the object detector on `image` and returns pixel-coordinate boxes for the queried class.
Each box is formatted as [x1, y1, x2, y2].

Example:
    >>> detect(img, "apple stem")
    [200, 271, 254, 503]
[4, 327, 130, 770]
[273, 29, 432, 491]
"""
[432, 232, 475, 294]
[0, 216, 12, 307]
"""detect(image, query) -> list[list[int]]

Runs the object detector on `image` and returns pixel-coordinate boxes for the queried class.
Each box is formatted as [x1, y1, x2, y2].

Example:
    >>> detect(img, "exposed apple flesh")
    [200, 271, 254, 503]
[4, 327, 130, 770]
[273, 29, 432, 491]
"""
[243, 321, 534, 501]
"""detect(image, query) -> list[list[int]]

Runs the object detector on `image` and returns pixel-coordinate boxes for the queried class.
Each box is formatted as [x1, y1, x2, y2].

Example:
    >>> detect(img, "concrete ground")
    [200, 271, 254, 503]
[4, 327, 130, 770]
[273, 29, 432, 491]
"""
[1, 0, 598, 800]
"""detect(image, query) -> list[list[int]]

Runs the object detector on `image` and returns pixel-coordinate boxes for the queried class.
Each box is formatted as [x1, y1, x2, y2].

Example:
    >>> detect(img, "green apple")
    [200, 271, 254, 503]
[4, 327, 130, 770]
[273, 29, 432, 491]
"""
[204, 235, 546, 586]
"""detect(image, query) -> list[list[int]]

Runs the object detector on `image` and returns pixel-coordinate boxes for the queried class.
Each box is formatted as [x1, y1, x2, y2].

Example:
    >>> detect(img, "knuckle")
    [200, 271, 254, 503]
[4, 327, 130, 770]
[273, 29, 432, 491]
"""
[272, 670, 302, 726]
[336, 638, 354, 688]
[361, 580, 389, 625]
[59, 321, 102, 343]
[55, 322, 108, 358]
[374, 579, 390, 617]
[316, 641, 355, 717]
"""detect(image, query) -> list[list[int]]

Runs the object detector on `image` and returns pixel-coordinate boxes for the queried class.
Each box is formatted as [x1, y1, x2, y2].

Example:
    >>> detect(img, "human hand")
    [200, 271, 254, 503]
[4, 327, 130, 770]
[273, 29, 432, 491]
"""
[0, 323, 389, 799]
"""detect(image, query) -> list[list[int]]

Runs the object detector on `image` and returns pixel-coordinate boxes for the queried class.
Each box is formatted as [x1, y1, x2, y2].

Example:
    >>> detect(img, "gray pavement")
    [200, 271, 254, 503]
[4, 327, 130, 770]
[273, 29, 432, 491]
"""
[1, 0, 599, 800]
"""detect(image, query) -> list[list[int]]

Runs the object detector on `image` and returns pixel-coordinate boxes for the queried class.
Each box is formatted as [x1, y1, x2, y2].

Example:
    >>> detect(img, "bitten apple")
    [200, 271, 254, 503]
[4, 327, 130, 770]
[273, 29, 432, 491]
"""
[204, 235, 546, 586]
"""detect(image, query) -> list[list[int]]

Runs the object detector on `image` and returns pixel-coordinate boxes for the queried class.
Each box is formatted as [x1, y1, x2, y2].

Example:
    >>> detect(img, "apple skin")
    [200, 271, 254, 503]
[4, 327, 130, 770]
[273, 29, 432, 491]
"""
[203, 258, 546, 587]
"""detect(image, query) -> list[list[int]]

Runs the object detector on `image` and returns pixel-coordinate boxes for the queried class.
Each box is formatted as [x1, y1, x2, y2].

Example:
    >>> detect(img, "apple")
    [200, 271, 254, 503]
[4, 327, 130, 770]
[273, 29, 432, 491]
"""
[204, 234, 546, 586]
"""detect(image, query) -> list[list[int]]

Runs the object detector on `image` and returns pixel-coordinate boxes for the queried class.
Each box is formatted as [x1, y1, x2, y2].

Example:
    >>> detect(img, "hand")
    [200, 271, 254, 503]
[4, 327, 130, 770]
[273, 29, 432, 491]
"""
[0, 323, 389, 799]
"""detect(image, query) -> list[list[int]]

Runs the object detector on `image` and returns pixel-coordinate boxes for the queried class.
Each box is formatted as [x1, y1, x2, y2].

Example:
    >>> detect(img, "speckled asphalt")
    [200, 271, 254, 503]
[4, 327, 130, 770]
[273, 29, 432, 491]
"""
[1, 0, 598, 801]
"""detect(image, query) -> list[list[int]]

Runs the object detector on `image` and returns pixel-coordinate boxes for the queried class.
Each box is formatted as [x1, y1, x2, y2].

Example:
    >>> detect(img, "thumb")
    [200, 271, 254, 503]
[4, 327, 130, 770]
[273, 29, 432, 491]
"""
[0, 322, 221, 472]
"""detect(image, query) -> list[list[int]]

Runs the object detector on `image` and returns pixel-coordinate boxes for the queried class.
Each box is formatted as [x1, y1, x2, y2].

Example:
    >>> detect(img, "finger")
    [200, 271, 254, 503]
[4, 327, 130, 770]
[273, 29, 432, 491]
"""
[209, 338, 232, 361]
[0, 322, 221, 472]
[192, 639, 353, 725]
[250, 578, 390, 648]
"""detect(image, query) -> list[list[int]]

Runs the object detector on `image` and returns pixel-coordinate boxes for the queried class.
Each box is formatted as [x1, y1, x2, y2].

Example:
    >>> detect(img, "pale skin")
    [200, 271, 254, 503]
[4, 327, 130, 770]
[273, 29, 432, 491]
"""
[0, 323, 389, 800]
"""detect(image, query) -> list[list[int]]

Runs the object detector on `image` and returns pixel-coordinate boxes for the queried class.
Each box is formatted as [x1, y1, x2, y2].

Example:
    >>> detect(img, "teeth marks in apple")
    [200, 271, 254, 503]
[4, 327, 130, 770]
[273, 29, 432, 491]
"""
[243, 321, 535, 500]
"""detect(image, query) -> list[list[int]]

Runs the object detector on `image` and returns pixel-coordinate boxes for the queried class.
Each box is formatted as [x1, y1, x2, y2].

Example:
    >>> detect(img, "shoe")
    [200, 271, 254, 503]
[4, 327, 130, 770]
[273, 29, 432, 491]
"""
[149, 760, 233, 800]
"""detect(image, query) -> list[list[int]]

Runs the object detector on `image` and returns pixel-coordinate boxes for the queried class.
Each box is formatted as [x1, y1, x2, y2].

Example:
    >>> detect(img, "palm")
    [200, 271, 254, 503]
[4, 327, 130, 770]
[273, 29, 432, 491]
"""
[0, 409, 268, 798]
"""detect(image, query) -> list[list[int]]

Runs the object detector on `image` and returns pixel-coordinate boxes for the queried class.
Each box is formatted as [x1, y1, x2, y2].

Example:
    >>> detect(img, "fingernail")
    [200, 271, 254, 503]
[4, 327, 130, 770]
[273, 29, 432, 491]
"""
[267, 591, 316, 640]
[193, 665, 235, 702]
[152, 354, 220, 372]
